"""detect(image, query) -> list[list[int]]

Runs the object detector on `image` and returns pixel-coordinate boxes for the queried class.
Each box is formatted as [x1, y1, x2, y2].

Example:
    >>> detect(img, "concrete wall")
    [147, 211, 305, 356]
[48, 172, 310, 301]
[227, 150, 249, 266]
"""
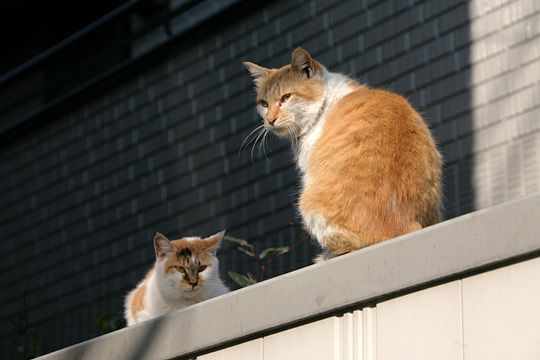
[200, 258, 540, 360]
[1, 0, 539, 355]
[34, 194, 540, 360]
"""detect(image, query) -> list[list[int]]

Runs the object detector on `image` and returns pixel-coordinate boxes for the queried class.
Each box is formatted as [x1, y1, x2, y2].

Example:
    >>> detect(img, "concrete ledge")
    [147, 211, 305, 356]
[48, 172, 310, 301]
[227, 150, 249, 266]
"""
[37, 194, 540, 360]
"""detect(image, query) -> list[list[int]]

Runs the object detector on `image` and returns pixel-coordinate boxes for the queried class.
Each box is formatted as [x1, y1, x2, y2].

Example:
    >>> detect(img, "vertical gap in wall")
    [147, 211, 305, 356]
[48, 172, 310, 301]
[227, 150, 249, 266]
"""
[260, 333, 264, 360]
[460, 279, 465, 360]
[353, 310, 362, 360]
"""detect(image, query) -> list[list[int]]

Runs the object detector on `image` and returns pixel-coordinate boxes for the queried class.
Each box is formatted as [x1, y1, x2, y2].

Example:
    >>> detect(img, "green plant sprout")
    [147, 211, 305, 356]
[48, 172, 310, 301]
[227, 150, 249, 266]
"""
[223, 231, 307, 288]
[96, 312, 124, 335]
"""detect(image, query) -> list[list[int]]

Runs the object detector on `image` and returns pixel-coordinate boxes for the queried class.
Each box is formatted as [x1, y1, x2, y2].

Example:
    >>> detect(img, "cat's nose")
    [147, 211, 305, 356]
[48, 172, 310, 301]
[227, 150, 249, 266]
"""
[190, 281, 198, 289]
[267, 117, 277, 125]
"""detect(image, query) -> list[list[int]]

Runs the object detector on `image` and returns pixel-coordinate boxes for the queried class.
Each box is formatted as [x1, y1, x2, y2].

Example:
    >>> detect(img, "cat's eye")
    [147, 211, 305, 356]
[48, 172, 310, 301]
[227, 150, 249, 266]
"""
[259, 99, 268, 108]
[176, 266, 186, 273]
[198, 265, 207, 272]
[280, 93, 291, 103]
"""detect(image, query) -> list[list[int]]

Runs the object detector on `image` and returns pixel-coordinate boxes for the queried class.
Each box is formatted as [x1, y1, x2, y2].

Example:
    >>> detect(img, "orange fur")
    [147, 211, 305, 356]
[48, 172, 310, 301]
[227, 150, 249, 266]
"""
[300, 88, 441, 253]
[130, 269, 152, 320]
[244, 48, 442, 256]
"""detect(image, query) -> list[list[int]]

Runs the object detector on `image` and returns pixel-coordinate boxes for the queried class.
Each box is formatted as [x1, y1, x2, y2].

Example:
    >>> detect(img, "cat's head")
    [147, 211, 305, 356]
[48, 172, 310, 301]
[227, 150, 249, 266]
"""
[244, 47, 326, 138]
[153, 230, 225, 295]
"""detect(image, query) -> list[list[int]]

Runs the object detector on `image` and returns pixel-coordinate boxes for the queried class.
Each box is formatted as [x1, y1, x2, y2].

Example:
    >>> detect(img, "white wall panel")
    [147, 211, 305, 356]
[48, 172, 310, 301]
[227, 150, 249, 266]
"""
[462, 257, 540, 360]
[343, 310, 363, 360]
[198, 339, 262, 360]
[263, 317, 342, 360]
[362, 308, 376, 360]
[376, 281, 463, 360]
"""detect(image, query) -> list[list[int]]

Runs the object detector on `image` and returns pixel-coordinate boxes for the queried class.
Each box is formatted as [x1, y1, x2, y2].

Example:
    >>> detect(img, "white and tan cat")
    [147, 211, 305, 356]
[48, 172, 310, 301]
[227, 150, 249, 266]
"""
[244, 48, 442, 259]
[124, 231, 229, 326]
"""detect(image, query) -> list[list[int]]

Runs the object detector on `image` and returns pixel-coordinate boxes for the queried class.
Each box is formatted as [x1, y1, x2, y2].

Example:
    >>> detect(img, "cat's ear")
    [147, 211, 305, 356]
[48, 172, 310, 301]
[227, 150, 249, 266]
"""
[243, 62, 269, 86]
[204, 230, 226, 255]
[154, 232, 173, 260]
[291, 47, 323, 78]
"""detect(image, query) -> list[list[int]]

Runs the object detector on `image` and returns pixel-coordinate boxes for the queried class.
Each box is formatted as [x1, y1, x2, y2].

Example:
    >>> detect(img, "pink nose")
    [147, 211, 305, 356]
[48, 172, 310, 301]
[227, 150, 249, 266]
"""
[267, 117, 277, 125]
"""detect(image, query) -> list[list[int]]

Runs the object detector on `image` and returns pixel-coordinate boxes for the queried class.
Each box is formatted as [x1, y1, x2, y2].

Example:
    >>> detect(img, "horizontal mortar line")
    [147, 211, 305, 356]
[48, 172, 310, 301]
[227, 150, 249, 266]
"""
[0, 130, 293, 219]
[0, 181, 298, 274]
[0, 208, 300, 308]
[423, 62, 540, 115]
[0, 0, 508, 153]
[0, 93, 257, 181]
[0, 0, 244, 141]
[0, 0, 490, 170]
[337, 4, 540, 90]
[6, 46, 494, 185]
[0, 203, 301, 286]
[468, 4, 540, 46]
[0, 146, 294, 232]
[0, 122, 277, 210]
[455, 110, 540, 157]
[457, 44, 540, 93]
[0, 193, 300, 276]
[468, 0, 521, 19]
[450, 82, 540, 141]
[140, 0, 456, 97]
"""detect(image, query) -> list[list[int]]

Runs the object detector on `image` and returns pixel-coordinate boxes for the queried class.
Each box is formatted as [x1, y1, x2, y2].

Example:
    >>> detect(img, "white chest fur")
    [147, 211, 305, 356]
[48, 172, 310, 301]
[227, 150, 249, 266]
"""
[296, 72, 357, 187]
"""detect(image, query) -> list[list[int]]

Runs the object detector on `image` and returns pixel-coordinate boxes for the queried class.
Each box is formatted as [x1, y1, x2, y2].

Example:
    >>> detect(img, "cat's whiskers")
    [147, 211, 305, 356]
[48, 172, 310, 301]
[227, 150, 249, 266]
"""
[250, 126, 267, 162]
[260, 129, 270, 159]
[286, 121, 301, 151]
[239, 124, 265, 156]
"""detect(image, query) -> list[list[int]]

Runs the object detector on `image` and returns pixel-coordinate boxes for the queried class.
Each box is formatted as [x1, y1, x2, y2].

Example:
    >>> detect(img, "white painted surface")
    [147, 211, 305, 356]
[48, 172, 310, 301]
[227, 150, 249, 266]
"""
[198, 339, 262, 360]
[342, 310, 363, 360]
[342, 312, 354, 360]
[462, 257, 540, 360]
[376, 281, 463, 360]
[34, 195, 540, 360]
[263, 317, 342, 360]
[362, 307, 376, 360]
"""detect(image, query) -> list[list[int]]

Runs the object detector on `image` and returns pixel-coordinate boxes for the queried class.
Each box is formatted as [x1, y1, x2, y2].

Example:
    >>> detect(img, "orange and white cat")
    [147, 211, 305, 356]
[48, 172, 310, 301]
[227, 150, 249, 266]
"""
[244, 48, 442, 259]
[124, 231, 229, 326]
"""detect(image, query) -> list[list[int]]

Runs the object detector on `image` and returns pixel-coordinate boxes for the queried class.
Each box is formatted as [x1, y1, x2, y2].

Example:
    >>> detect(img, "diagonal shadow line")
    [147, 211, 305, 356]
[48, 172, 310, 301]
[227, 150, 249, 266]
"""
[75, 316, 165, 360]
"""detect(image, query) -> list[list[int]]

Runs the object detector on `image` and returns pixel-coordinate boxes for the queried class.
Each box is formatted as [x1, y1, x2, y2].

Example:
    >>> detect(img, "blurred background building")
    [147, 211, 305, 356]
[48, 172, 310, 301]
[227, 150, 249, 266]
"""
[1, 0, 539, 356]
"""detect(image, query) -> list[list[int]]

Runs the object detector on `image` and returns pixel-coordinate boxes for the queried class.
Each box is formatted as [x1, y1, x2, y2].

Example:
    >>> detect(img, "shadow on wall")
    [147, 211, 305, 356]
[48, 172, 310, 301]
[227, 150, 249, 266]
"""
[329, 2, 475, 220]
[0, 0, 485, 357]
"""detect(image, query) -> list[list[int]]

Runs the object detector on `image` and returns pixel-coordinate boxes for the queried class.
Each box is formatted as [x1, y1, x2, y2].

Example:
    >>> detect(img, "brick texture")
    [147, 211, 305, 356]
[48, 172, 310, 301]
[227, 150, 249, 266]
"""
[1, 0, 539, 356]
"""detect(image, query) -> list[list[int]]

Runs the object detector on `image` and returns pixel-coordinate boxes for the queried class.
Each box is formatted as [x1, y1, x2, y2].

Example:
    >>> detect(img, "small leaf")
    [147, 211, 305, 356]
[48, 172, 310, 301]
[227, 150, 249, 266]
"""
[237, 246, 256, 258]
[97, 313, 124, 334]
[259, 246, 289, 259]
[228, 271, 257, 287]
[223, 236, 255, 251]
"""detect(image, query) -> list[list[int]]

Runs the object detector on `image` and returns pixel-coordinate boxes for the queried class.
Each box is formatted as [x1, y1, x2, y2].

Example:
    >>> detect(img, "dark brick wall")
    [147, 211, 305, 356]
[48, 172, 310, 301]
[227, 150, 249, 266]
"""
[1, 0, 539, 356]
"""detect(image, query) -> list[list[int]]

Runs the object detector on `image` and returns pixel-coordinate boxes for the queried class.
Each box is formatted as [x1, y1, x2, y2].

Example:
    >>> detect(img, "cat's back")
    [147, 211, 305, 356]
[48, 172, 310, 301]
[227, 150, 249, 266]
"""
[323, 87, 433, 148]
[301, 85, 442, 249]
[313, 86, 440, 174]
